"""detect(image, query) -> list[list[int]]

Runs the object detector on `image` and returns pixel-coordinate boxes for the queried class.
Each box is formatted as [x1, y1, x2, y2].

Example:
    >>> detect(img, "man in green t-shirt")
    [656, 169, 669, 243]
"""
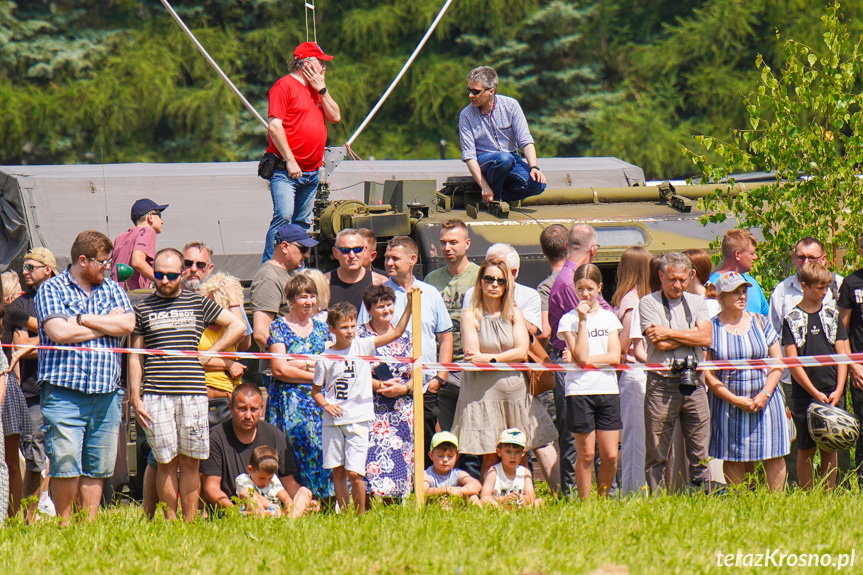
[424, 220, 481, 478]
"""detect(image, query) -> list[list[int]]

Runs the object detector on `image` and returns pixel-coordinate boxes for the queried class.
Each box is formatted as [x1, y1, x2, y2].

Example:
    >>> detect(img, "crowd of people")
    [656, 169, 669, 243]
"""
[1, 44, 861, 526]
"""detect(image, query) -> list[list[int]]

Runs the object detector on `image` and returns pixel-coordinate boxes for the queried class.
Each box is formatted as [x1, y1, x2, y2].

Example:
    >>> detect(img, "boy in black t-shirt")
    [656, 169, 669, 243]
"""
[836, 235, 863, 486]
[782, 263, 849, 489]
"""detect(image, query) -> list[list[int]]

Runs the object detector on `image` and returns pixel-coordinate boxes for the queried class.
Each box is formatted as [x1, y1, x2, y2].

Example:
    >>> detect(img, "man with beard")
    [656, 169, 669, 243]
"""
[129, 248, 245, 522]
[35, 231, 136, 526]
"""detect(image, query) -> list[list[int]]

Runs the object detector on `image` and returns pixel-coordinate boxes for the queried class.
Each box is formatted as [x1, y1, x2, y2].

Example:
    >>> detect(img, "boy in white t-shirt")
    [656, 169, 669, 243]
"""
[312, 295, 412, 513]
[557, 264, 622, 498]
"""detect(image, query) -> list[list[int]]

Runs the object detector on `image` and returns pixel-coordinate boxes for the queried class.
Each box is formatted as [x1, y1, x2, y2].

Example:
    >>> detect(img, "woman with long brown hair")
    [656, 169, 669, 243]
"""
[611, 246, 651, 494]
[452, 259, 557, 478]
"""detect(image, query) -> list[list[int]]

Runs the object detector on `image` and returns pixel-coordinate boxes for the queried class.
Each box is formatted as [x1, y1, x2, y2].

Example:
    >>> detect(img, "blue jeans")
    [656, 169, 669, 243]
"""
[262, 169, 319, 263]
[40, 383, 123, 479]
[477, 151, 546, 202]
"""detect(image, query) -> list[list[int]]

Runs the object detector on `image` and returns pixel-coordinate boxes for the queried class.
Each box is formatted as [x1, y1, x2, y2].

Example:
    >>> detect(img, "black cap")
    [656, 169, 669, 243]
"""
[131, 198, 169, 222]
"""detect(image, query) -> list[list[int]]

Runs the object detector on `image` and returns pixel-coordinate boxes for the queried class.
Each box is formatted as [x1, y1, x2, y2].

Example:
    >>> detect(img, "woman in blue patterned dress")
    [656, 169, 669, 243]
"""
[356, 285, 414, 500]
[267, 275, 333, 499]
[704, 272, 789, 491]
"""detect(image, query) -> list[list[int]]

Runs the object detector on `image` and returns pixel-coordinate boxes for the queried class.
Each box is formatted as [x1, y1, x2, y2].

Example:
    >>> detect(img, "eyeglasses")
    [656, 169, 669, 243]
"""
[88, 257, 113, 268]
[184, 259, 209, 270]
[482, 275, 506, 286]
[795, 254, 824, 262]
[154, 271, 181, 281]
[23, 263, 47, 272]
[467, 87, 488, 97]
[294, 243, 311, 254]
[337, 246, 364, 255]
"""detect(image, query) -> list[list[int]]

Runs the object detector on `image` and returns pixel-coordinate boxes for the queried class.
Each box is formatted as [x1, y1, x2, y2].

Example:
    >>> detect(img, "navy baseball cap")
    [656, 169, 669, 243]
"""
[274, 224, 318, 247]
[131, 198, 169, 222]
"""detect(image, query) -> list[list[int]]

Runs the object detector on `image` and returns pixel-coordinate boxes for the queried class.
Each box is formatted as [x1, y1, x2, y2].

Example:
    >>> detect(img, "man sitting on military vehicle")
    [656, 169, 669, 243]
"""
[458, 66, 546, 204]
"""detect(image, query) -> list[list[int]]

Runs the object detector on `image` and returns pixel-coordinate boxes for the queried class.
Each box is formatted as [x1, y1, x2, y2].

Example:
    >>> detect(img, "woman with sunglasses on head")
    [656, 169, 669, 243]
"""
[452, 259, 557, 479]
[267, 274, 334, 501]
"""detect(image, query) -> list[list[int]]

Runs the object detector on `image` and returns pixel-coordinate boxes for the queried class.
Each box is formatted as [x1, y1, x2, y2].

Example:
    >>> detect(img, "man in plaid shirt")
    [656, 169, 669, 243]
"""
[35, 230, 135, 526]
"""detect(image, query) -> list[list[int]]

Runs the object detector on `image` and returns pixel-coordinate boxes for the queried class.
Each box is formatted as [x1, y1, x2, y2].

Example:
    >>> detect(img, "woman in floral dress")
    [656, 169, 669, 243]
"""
[267, 275, 333, 499]
[356, 285, 414, 499]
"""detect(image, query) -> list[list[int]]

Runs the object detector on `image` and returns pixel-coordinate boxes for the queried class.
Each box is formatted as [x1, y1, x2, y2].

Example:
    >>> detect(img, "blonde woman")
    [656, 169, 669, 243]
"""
[452, 259, 557, 478]
[198, 273, 250, 427]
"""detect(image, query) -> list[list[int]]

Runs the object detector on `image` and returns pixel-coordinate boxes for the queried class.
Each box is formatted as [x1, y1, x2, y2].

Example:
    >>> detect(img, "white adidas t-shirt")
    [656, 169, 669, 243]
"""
[557, 308, 622, 396]
[313, 336, 376, 425]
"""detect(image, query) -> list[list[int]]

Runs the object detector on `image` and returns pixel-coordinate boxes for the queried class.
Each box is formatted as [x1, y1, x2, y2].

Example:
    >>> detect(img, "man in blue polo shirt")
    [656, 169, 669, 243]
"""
[458, 65, 547, 204]
[35, 230, 135, 526]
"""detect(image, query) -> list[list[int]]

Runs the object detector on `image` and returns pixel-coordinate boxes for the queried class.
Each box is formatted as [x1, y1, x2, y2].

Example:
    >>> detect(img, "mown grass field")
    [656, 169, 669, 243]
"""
[0, 487, 861, 574]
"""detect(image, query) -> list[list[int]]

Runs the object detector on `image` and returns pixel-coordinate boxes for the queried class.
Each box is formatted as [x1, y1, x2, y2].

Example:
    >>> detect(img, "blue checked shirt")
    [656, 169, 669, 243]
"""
[458, 95, 534, 162]
[35, 270, 133, 394]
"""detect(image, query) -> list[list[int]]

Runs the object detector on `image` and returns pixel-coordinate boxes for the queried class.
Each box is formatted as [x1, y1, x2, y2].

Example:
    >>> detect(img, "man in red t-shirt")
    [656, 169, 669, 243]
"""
[261, 41, 341, 263]
[112, 198, 168, 290]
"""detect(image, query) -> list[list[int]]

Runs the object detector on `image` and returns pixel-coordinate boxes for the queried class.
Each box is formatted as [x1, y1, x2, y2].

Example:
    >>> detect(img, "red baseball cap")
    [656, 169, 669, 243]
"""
[294, 42, 334, 61]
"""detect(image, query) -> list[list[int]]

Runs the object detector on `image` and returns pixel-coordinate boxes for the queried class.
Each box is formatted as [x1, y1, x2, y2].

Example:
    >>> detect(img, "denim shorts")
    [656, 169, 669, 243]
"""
[40, 383, 123, 479]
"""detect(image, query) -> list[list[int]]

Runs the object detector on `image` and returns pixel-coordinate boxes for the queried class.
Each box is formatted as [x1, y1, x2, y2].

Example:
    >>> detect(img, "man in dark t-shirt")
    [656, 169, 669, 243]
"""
[128, 248, 245, 522]
[326, 228, 386, 309]
[5, 247, 55, 522]
[837, 234, 863, 485]
[201, 383, 314, 517]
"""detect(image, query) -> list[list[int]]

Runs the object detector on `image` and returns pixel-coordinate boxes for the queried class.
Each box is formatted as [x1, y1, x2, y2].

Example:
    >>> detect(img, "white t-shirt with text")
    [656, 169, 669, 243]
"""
[313, 336, 376, 426]
[557, 308, 622, 395]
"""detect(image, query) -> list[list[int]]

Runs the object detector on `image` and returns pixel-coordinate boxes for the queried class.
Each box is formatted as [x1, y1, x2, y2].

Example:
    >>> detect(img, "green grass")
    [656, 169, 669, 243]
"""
[1, 488, 862, 574]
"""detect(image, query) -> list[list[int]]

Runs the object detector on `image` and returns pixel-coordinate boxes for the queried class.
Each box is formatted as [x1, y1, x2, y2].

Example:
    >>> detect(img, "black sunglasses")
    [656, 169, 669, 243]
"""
[467, 87, 488, 97]
[294, 243, 311, 254]
[337, 246, 364, 255]
[184, 259, 208, 270]
[482, 275, 506, 286]
[154, 271, 181, 281]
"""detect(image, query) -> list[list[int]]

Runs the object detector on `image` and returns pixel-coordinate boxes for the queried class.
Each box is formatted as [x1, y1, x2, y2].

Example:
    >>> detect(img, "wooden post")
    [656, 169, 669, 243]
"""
[411, 287, 424, 508]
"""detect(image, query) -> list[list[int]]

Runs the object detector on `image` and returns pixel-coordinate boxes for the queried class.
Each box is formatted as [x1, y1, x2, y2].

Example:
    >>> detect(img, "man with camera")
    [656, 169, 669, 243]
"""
[638, 252, 712, 492]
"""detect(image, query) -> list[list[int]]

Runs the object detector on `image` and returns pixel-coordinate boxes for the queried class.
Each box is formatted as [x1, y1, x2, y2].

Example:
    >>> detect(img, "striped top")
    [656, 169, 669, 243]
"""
[35, 270, 133, 394]
[134, 291, 223, 395]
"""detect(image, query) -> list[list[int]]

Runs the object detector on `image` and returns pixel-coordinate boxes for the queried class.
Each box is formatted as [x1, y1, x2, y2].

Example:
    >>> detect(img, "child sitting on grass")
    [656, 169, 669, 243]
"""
[312, 297, 412, 514]
[423, 431, 482, 506]
[236, 446, 290, 517]
[480, 429, 543, 508]
[782, 262, 849, 490]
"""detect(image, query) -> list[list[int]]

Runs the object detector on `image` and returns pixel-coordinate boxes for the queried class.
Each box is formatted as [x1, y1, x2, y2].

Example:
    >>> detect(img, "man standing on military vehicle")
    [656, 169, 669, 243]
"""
[112, 198, 168, 289]
[458, 66, 546, 204]
[260, 42, 341, 264]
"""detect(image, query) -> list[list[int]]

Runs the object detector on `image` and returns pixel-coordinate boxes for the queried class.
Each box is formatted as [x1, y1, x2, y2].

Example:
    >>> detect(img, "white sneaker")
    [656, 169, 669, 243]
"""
[37, 492, 56, 517]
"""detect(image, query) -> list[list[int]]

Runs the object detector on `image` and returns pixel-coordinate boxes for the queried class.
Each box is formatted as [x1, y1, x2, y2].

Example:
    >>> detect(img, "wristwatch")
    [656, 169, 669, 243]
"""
[489, 357, 497, 363]
[76, 313, 84, 326]
[529, 166, 539, 172]
[318, 87, 328, 95]
[431, 375, 446, 386]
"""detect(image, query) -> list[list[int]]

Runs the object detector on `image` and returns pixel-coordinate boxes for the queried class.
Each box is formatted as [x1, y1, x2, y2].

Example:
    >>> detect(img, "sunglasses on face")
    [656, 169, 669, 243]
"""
[482, 275, 506, 286]
[294, 243, 310, 254]
[23, 263, 46, 272]
[154, 271, 181, 281]
[337, 246, 364, 255]
[467, 87, 488, 97]
[184, 259, 208, 270]
[89, 257, 113, 268]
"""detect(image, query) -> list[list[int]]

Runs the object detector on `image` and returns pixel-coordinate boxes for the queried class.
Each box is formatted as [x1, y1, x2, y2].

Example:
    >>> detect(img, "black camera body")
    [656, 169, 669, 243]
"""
[670, 355, 699, 396]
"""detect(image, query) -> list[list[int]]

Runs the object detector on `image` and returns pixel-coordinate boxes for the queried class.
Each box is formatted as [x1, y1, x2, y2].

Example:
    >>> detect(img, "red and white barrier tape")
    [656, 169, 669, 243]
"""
[4, 343, 862, 373]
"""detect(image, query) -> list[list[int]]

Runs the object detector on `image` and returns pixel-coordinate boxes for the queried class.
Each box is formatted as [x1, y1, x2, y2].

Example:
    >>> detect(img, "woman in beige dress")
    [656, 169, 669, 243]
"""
[452, 259, 557, 478]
